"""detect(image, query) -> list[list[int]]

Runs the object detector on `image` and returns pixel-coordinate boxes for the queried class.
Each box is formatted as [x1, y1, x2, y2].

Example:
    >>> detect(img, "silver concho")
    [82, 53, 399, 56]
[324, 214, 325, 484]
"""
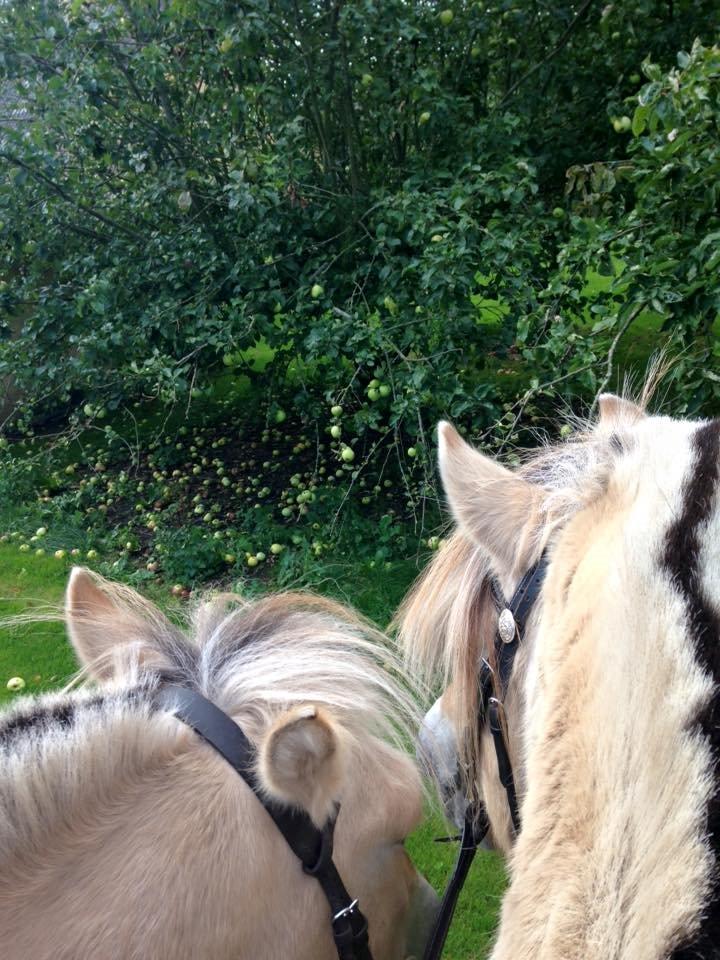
[498, 608, 516, 645]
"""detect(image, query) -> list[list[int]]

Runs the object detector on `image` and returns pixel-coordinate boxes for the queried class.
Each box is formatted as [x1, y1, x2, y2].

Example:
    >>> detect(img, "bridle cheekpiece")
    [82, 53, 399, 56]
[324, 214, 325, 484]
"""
[422, 550, 550, 960]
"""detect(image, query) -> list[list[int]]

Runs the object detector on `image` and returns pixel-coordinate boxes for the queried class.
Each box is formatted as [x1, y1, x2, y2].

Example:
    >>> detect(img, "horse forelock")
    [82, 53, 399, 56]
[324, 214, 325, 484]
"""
[187, 590, 423, 748]
[3, 588, 420, 753]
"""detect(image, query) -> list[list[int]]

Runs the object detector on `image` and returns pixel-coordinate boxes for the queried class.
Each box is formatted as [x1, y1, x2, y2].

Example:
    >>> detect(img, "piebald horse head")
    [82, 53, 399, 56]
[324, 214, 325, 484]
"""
[400, 394, 720, 959]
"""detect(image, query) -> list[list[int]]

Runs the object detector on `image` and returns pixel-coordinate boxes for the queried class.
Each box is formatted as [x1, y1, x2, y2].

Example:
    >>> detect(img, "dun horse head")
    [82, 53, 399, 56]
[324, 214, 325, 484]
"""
[400, 393, 720, 959]
[0, 570, 438, 959]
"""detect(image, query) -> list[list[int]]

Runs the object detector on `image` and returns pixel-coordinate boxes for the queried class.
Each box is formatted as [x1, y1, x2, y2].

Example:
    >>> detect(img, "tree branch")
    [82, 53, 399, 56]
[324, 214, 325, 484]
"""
[497, 0, 597, 108]
[590, 301, 646, 412]
[0, 151, 140, 239]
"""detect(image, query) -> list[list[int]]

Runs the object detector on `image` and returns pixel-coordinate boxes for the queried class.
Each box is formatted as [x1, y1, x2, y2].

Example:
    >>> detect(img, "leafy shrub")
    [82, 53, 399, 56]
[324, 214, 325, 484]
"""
[517, 41, 720, 415]
[0, 1, 717, 496]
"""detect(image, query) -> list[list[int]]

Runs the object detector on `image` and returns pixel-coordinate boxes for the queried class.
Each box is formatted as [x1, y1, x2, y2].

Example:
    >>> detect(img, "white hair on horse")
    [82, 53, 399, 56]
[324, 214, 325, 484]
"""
[0, 576, 435, 960]
[400, 380, 720, 959]
[0, 581, 421, 852]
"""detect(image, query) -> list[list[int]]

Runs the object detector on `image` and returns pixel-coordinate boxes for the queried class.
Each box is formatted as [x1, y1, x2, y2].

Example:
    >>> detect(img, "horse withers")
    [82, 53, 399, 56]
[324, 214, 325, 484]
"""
[0, 569, 439, 959]
[401, 393, 720, 959]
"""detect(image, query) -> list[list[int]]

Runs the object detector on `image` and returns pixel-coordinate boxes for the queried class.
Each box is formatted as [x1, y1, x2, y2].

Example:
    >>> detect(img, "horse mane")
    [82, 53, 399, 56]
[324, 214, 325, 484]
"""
[0, 587, 422, 869]
[397, 375, 664, 803]
[3, 585, 421, 746]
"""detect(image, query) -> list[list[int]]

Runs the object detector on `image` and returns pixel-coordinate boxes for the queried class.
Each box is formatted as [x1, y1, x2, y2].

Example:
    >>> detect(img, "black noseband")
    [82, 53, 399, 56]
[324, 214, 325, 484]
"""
[155, 685, 373, 960]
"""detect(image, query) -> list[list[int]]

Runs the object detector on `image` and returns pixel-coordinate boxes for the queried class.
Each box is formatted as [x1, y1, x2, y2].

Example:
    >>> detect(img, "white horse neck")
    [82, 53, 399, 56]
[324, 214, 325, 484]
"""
[492, 422, 720, 960]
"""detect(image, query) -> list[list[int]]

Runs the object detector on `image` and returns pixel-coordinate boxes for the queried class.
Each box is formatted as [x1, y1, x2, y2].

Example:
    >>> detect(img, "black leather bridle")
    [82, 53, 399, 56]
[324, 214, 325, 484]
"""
[422, 551, 549, 960]
[155, 685, 373, 960]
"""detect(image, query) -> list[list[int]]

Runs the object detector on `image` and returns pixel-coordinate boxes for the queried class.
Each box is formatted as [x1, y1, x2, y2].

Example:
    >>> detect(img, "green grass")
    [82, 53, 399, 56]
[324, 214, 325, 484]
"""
[0, 545, 504, 956]
[0, 545, 77, 705]
[406, 813, 507, 959]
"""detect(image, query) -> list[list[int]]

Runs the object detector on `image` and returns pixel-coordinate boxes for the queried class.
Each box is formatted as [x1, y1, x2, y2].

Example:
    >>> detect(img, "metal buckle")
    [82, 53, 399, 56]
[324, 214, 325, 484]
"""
[488, 696, 502, 732]
[332, 899, 359, 924]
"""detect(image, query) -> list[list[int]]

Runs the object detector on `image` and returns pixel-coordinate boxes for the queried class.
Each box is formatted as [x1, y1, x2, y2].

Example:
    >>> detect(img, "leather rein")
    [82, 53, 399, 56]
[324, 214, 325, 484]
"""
[422, 552, 550, 960]
[155, 685, 373, 960]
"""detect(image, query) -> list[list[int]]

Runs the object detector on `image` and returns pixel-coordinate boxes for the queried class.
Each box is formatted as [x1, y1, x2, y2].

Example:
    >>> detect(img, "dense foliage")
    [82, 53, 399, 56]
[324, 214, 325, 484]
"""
[0, 2, 718, 553]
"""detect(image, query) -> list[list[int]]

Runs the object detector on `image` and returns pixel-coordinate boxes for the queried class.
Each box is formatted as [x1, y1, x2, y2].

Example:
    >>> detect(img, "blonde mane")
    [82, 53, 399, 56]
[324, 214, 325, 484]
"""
[397, 385, 655, 804]
[400, 362, 720, 958]
[0, 586, 422, 871]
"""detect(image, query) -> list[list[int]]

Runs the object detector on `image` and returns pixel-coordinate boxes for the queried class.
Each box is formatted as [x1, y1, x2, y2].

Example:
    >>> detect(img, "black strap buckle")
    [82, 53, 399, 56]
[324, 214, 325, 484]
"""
[332, 898, 370, 959]
[479, 657, 495, 714]
[333, 899, 359, 925]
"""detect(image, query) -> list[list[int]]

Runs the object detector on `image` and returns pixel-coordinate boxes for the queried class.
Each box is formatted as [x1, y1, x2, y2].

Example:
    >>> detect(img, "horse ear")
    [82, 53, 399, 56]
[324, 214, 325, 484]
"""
[597, 393, 645, 426]
[258, 705, 347, 828]
[437, 421, 538, 574]
[65, 567, 173, 680]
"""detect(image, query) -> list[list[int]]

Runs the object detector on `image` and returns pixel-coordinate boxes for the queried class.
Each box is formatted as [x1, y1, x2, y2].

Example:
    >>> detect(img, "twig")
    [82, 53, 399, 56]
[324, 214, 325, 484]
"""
[590, 302, 646, 414]
[491, 360, 595, 454]
[497, 0, 597, 108]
